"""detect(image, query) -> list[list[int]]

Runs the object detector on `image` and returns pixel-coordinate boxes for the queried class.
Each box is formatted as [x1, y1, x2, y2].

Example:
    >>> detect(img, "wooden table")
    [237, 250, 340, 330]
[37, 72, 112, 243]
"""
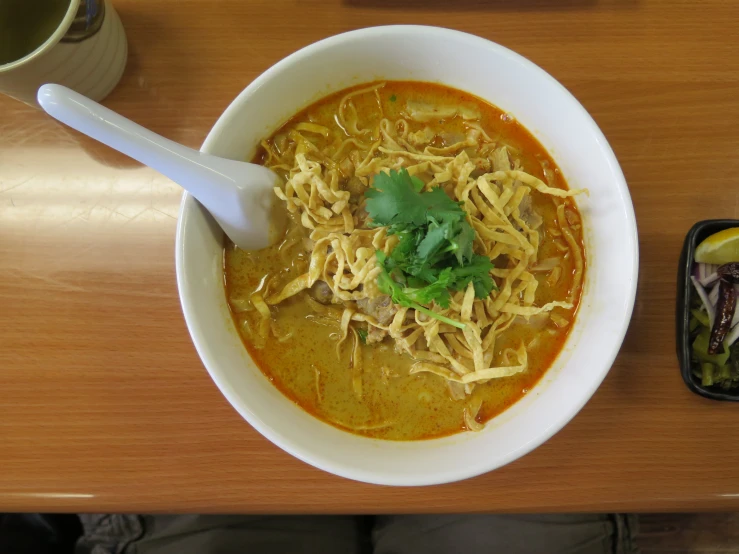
[2, 0, 739, 514]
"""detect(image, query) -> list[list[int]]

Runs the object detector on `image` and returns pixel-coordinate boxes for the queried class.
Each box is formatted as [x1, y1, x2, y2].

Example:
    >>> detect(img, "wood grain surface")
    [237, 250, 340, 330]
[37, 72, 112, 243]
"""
[2, 0, 739, 513]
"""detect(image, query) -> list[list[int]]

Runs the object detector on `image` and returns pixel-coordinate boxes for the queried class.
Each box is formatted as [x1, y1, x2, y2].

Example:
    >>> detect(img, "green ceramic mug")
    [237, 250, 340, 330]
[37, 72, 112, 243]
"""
[0, 0, 127, 106]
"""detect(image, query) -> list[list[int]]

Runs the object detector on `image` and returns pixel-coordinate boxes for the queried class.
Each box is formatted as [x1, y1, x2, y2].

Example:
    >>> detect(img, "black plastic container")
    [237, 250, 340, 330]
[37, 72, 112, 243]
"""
[677, 219, 739, 401]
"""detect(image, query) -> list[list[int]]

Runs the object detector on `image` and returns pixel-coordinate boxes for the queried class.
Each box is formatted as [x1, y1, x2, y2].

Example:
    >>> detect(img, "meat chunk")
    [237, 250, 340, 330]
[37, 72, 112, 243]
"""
[345, 176, 366, 199]
[309, 280, 333, 304]
[355, 204, 370, 228]
[356, 295, 398, 326]
[518, 195, 543, 230]
[366, 325, 388, 345]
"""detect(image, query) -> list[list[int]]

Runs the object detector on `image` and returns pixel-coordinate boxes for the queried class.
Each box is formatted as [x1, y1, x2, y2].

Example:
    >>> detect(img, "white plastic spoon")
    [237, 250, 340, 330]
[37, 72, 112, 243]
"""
[37, 84, 283, 250]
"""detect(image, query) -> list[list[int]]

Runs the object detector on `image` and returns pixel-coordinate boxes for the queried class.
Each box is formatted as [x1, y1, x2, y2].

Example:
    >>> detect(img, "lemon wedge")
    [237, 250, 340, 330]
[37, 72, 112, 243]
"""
[695, 228, 739, 264]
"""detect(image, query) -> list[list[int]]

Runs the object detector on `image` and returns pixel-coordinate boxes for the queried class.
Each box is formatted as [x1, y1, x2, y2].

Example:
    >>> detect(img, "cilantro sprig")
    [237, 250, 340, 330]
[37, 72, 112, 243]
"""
[365, 169, 496, 328]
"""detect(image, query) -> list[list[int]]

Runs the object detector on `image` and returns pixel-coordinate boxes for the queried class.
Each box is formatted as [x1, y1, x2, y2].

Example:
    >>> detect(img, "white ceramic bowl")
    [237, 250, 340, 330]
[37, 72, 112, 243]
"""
[176, 26, 638, 486]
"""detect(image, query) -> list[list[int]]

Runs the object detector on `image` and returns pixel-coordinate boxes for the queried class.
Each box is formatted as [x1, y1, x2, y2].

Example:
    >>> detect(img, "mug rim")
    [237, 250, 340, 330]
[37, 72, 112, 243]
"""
[0, 0, 82, 73]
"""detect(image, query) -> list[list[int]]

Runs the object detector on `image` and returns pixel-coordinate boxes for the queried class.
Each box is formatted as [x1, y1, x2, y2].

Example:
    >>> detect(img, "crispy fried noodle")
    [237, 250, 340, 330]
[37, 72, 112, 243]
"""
[254, 83, 586, 426]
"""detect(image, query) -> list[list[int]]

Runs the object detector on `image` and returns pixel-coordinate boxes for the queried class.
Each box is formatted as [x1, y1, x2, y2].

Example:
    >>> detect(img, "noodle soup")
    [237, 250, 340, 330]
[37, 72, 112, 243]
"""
[224, 81, 585, 440]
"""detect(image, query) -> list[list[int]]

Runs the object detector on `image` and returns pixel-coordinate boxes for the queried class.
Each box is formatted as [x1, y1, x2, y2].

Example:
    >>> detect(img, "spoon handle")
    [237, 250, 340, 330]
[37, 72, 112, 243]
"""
[37, 84, 281, 250]
[37, 84, 231, 197]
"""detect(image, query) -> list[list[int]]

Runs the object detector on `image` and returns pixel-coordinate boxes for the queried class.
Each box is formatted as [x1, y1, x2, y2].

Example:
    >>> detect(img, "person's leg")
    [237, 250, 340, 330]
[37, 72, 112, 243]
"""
[372, 514, 639, 554]
[76, 514, 368, 554]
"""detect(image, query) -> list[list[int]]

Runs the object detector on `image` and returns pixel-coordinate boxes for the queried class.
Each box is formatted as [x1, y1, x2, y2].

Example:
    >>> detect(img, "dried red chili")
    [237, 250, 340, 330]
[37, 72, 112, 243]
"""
[709, 279, 737, 354]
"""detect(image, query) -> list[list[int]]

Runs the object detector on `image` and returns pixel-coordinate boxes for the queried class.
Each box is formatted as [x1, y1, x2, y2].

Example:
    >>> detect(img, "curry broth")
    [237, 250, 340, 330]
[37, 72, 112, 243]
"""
[224, 81, 584, 440]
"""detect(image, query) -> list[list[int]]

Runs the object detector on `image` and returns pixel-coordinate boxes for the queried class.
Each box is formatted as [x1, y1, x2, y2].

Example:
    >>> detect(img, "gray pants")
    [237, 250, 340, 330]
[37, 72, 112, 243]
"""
[76, 514, 639, 554]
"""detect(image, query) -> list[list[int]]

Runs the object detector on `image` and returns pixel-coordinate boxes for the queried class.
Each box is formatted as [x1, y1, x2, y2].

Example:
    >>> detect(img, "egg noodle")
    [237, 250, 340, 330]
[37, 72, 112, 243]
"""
[249, 83, 585, 428]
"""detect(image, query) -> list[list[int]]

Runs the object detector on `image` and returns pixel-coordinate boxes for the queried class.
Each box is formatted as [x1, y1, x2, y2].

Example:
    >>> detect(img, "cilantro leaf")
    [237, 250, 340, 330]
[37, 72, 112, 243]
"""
[365, 169, 464, 228]
[405, 267, 453, 308]
[415, 221, 451, 262]
[448, 255, 495, 298]
[376, 253, 462, 328]
[365, 169, 497, 326]
[451, 220, 475, 265]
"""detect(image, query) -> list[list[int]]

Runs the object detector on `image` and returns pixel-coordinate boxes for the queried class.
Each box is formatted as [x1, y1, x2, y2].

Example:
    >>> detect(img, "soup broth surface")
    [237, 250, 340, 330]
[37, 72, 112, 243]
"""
[225, 81, 585, 440]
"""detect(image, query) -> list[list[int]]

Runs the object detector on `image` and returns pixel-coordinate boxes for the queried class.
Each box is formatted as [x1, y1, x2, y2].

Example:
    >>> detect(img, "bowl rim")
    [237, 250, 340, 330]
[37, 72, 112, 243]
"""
[175, 25, 639, 485]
